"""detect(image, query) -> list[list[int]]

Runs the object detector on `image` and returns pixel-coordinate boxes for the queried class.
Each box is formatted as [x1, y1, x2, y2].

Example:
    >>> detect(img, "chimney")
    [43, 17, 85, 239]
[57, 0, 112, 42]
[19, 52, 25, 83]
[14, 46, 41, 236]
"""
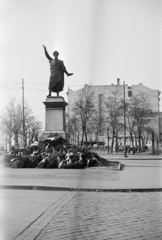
[117, 78, 120, 85]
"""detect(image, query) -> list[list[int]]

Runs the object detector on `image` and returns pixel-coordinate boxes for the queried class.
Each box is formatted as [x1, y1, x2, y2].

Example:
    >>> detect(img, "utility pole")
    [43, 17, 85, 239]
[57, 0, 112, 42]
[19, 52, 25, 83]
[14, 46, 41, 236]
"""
[22, 79, 25, 148]
[123, 81, 126, 156]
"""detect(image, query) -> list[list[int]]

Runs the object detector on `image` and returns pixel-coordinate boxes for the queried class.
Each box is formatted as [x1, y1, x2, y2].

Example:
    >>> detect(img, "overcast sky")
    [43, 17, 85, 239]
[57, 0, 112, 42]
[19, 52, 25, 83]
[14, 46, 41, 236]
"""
[0, 0, 162, 128]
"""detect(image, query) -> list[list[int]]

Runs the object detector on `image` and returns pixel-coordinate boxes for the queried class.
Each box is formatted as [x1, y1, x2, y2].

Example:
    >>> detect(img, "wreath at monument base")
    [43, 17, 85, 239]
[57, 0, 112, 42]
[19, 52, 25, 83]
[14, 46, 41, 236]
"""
[1, 133, 121, 170]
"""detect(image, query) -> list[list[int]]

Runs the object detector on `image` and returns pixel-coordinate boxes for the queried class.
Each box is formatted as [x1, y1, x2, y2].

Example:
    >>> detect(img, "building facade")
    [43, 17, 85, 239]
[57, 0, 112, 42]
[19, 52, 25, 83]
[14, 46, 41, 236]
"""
[67, 79, 161, 148]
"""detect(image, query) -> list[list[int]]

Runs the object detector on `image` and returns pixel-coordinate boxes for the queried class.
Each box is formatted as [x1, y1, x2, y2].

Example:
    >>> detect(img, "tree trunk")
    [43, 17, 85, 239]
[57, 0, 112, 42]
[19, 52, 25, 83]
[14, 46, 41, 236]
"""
[130, 133, 134, 148]
[81, 127, 84, 146]
[152, 132, 155, 155]
[141, 136, 145, 152]
[95, 131, 98, 150]
[24, 139, 27, 148]
[96, 130, 99, 150]
[135, 135, 137, 147]
[111, 132, 115, 153]
[138, 134, 141, 152]
[9, 135, 12, 151]
[85, 127, 88, 149]
[74, 134, 76, 145]
[156, 136, 159, 153]
[77, 132, 80, 145]
[115, 134, 118, 153]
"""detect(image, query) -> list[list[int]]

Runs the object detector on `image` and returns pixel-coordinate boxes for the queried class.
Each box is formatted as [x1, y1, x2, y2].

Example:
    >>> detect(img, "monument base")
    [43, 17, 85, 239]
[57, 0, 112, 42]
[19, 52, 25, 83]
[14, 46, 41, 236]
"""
[40, 131, 67, 140]
[41, 96, 68, 140]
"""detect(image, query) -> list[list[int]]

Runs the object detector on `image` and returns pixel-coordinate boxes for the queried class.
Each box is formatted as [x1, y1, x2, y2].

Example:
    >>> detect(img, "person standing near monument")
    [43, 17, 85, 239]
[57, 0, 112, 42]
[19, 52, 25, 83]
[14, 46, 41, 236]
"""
[43, 45, 73, 97]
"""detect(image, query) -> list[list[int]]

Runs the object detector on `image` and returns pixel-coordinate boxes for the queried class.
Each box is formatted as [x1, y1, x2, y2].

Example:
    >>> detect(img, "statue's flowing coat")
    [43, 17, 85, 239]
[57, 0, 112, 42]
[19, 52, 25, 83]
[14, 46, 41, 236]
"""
[49, 59, 66, 93]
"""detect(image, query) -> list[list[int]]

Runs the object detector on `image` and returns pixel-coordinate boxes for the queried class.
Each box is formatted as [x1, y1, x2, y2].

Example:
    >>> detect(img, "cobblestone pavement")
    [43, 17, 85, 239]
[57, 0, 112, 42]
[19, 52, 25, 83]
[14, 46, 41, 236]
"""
[15, 192, 162, 240]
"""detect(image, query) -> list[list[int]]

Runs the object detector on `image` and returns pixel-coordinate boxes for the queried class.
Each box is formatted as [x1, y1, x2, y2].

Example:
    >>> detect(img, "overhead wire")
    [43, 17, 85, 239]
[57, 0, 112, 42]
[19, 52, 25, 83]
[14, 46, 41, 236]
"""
[24, 81, 84, 87]
[25, 88, 46, 92]
[0, 82, 21, 88]
[0, 88, 21, 91]
[25, 87, 67, 95]
[25, 82, 47, 85]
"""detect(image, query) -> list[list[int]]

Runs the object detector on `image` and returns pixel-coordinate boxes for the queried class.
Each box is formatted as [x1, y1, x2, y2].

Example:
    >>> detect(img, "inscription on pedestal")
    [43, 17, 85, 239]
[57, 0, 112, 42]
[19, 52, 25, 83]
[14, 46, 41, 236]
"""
[45, 109, 63, 131]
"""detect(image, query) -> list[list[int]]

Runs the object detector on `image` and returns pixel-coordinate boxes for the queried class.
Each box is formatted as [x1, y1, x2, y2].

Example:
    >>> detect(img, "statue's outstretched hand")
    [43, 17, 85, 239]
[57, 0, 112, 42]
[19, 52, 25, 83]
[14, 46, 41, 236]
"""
[67, 73, 73, 77]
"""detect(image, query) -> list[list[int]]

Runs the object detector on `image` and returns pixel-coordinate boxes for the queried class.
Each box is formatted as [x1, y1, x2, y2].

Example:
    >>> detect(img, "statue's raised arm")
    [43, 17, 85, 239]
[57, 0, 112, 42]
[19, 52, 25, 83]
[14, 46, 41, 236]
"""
[43, 45, 53, 61]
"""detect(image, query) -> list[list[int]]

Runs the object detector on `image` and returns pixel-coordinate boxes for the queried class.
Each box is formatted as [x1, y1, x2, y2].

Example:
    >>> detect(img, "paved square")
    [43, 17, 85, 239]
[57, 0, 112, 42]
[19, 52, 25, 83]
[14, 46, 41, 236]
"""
[16, 192, 162, 240]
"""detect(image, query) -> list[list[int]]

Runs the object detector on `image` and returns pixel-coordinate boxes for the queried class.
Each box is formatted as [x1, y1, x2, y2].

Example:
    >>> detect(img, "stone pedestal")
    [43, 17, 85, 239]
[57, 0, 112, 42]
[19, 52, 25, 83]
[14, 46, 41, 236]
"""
[41, 96, 68, 139]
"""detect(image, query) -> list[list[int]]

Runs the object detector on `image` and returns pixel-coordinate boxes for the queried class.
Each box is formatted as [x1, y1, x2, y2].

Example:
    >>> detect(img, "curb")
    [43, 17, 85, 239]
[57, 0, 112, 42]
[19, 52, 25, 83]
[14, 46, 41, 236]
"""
[125, 164, 162, 167]
[113, 158, 162, 160]
[1, 185, 162, 192]
[104, 157, 162, 160]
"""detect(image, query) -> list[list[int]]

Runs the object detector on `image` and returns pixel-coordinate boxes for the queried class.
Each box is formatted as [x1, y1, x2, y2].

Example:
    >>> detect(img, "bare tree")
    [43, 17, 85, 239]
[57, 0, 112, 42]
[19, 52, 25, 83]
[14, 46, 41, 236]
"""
[18, 102, 42, 147]
[89, 112, 105, 148]
[0, 98, 21, 150]
[119, 93, 157, 152]
[120, 96, 139, 148]
[0, 98, 42, 150]
[67, 115, 81, 145]
[72, 86, 97, 147]
[104, 92, 123, 153]
[128, 93, 156, 150]
[25, 115, 42, 145]
[145, 120, 160, 154]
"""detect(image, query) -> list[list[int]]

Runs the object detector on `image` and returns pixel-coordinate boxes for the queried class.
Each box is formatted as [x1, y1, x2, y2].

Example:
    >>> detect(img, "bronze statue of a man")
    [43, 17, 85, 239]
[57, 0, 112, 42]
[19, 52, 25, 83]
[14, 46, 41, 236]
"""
[43, 45, 73, 97]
